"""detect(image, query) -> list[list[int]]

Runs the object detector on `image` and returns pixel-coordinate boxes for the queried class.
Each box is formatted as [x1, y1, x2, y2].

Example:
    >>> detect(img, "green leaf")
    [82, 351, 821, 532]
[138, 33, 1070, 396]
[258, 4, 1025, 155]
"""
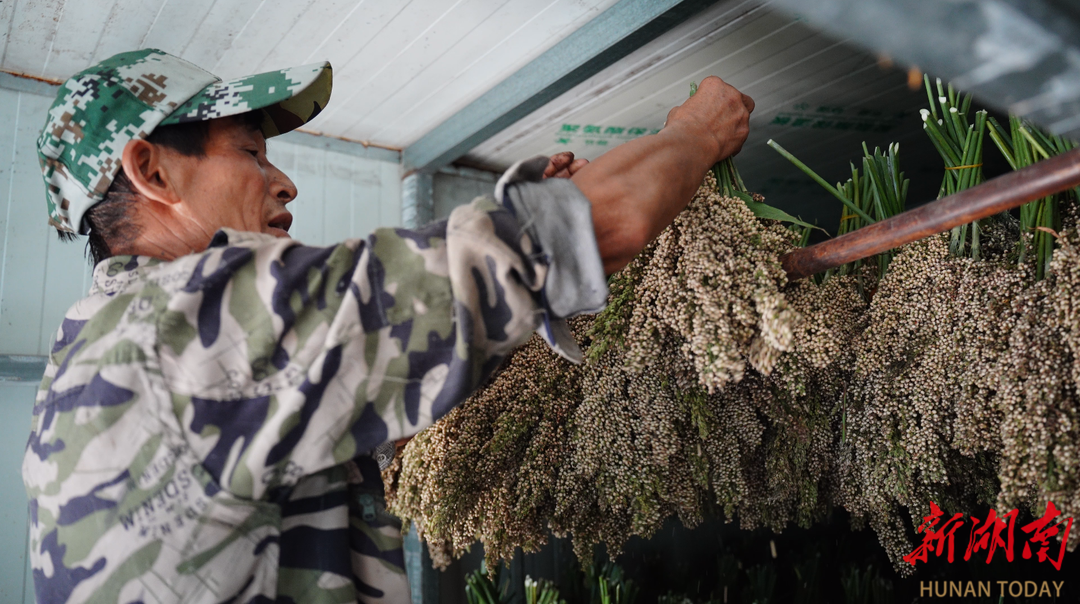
[742, 198, 828, 234]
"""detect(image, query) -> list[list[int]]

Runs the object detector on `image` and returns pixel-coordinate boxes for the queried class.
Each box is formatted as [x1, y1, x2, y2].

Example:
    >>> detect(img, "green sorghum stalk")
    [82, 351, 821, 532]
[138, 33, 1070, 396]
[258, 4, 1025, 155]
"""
[768, 139, 908, 286]
[920, 77, 988, 259]
[988, 115, 1076, 279]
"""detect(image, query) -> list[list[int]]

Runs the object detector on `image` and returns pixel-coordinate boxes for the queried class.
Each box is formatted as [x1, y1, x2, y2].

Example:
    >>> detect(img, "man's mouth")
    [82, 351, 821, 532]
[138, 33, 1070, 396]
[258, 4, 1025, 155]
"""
[267, 212, 293, 236]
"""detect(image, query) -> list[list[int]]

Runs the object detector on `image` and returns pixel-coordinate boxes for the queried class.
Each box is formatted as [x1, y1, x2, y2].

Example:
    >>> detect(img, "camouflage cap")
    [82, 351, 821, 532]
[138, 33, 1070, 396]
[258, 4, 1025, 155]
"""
[38, 49, 332, 234]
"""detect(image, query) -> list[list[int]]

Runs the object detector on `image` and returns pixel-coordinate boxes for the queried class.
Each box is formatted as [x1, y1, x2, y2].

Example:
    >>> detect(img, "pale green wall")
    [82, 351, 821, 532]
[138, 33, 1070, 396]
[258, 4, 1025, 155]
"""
[0, 85, 402, 602]
[0, 89, 93, 357]
[0, 86, 81, 604]
[432, 166, 498, 221]
[0, 384, 35, 604]
[265, 139, 402, 246]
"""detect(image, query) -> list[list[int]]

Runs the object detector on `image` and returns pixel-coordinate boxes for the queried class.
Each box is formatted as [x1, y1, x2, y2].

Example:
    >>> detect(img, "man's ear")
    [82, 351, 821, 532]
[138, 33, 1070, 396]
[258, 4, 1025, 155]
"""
[120, 139, 182, 205]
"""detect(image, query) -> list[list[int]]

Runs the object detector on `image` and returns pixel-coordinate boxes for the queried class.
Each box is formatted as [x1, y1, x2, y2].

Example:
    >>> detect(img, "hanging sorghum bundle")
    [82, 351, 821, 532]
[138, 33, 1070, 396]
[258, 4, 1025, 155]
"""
[835, 234, 1033, 571]
[386, 316, 592, 568]
[622, 176, 798, 391]
[993, 221, 1080, 553]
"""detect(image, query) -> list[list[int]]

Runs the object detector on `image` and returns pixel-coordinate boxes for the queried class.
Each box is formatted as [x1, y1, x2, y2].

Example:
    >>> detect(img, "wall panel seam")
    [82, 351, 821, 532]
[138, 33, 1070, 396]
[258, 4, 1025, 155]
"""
[36, 227, 51, 356]
[0, 92, 22, 334]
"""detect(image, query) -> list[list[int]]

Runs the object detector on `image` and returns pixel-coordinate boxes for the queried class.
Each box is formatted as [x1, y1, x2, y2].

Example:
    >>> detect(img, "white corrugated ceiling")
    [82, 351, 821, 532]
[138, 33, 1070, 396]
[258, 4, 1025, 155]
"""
[0, 0, 620, 148]
[467, 0, 971, 232]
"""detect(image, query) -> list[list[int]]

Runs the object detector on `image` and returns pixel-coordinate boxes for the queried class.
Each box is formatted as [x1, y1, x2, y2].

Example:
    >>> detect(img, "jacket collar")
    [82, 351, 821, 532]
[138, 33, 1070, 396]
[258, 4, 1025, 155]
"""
[89, 228, 276, 295]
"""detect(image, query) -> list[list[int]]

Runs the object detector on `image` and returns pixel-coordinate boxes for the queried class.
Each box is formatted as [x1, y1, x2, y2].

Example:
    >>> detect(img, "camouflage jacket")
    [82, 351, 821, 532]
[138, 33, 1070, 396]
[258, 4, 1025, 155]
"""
[23, 176, 607, 604]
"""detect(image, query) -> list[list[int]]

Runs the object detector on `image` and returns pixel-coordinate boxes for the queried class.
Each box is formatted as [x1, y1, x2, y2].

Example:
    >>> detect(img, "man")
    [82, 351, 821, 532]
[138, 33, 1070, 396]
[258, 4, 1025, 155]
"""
[24, 49, 752, 603]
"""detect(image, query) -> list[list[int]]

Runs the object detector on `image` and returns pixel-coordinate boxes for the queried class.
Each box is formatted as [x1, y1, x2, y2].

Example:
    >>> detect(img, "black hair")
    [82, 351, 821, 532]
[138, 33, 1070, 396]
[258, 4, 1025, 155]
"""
[58, 111, 265, 266]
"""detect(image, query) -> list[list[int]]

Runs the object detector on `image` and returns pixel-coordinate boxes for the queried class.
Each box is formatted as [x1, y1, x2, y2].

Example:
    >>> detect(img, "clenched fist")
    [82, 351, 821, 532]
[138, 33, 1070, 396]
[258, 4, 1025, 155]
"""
[665, 76, 754, 163]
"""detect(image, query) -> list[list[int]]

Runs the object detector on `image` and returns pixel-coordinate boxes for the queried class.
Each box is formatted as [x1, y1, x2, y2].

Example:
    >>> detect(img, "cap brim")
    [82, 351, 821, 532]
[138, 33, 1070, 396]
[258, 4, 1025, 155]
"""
[160, 62, 332, 138]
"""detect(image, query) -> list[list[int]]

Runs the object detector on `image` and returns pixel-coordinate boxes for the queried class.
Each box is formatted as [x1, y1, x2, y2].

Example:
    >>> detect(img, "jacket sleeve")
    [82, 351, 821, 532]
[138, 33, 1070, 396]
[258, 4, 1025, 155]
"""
[159, 179, 606, 500]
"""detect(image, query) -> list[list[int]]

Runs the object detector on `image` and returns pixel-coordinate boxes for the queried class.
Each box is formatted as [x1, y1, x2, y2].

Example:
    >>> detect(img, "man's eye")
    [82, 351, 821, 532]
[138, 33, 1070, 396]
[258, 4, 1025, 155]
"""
[246, 149, 260, 157]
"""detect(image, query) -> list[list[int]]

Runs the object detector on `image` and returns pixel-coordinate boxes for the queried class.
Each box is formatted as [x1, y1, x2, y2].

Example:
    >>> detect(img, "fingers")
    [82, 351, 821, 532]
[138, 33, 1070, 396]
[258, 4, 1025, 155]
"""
[730, 92, 753, 157]
[545, 152, 588, 178]
[741, 92, 755, 114]
[695, 75, 736, 98]
[673, 75, 753, 162]
[545, 151, 575, 178]
[698, 76, 754, 112]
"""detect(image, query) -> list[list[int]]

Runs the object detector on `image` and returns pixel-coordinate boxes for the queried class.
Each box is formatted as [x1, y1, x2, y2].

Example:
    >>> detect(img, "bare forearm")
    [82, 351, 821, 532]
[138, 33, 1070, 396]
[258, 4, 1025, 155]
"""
[572, 124, 718, 274]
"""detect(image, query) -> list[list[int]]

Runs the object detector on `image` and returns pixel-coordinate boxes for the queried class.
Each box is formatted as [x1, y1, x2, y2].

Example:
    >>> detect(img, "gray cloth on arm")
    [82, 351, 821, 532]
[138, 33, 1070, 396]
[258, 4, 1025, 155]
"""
[495, 156, 609, 362]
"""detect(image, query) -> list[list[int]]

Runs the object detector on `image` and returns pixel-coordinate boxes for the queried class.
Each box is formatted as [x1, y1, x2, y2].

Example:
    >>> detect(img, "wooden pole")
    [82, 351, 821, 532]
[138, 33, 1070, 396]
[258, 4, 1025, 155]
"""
[780, 147, 1080, 281]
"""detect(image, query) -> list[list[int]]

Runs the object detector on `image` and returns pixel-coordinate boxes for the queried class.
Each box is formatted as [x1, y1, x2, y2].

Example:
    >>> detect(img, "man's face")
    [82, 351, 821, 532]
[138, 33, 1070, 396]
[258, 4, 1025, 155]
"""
[166, 115, 296, 240]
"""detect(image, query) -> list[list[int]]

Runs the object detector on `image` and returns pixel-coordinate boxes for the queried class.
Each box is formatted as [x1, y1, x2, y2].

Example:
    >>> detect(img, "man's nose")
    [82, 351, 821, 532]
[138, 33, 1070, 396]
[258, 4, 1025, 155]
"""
[269, 163, 297, 203]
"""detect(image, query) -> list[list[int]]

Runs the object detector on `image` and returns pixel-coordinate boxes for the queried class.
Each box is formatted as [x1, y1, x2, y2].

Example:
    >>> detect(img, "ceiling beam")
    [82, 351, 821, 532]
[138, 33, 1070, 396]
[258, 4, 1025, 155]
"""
[768, 0, 1080, 139]
[402, 0, 718, 174]
[0, 71, 60, 97]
